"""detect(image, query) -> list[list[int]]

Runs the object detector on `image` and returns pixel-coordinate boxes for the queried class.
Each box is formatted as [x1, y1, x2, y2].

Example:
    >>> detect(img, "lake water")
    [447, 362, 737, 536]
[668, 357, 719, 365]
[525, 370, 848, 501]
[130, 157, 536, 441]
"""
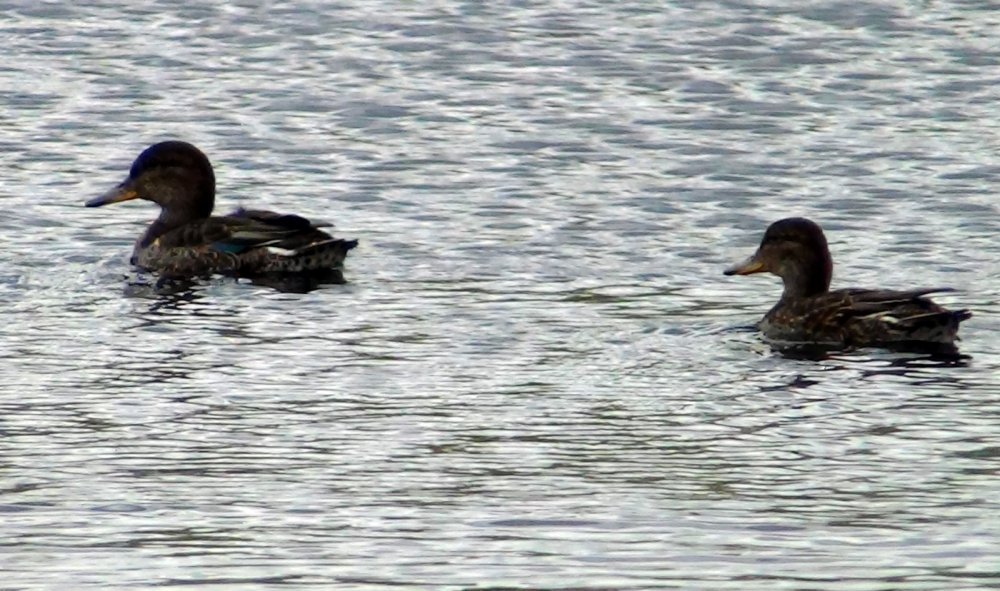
[2, 1, 999, 589]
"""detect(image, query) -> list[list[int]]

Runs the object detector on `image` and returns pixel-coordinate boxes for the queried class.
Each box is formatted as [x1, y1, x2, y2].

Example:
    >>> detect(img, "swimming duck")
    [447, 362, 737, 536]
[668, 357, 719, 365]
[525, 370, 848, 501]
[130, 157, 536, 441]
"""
[86, 141, 357, 280]
[724, 217, 970, 350]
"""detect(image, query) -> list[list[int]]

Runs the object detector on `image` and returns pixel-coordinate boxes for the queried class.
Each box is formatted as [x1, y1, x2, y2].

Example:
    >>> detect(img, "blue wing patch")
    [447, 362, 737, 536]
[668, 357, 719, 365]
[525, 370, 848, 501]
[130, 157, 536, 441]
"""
[211, 241, 249, 254]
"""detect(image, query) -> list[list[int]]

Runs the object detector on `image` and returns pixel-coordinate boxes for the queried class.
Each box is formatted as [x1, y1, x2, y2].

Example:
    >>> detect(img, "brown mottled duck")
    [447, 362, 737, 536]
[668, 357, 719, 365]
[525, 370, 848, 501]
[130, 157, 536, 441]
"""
[86, 141, 357, 281]
[724, 217, 970, 351]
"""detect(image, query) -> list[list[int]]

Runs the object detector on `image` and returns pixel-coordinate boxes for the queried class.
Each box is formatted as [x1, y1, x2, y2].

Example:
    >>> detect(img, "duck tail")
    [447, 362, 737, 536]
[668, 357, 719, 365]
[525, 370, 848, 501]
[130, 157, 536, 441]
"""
[265, 238, 358, 272]
[895, 308, 972, 343]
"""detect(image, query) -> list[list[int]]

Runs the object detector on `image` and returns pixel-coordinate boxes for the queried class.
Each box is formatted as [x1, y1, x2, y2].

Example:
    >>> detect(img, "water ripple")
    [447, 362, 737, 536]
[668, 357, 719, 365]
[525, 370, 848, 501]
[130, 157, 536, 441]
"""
[1, 1, 999, 589]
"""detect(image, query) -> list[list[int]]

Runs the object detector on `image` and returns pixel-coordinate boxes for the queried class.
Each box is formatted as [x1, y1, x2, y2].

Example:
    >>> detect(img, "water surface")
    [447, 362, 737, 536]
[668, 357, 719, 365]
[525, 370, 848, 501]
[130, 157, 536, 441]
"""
[2, 1, 999, 589]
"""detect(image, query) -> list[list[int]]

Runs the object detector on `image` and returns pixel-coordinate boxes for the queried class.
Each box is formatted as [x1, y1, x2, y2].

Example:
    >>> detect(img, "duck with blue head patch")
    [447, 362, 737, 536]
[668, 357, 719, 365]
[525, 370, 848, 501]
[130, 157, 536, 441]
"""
[724, 217, 971, 352]
[86, 141, 357, 281]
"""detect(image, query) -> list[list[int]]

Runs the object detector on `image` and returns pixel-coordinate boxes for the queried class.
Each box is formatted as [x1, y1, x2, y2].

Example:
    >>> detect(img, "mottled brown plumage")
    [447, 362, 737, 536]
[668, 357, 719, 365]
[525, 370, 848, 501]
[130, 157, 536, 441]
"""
[86, 141, 357, 281]
[725, 218, 970, 350]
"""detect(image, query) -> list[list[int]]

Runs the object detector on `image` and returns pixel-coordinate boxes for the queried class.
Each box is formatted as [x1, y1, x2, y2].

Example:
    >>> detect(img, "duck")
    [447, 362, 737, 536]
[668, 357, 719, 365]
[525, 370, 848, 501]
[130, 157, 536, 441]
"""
[86, 141, 357, 281]
[724, 217, 971, 351]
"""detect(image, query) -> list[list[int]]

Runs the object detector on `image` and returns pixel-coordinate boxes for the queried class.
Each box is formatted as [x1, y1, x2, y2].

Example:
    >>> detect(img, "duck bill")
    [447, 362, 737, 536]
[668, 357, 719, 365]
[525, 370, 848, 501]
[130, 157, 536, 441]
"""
[724, 253, 767, 276]
[86, 180, 139, 207]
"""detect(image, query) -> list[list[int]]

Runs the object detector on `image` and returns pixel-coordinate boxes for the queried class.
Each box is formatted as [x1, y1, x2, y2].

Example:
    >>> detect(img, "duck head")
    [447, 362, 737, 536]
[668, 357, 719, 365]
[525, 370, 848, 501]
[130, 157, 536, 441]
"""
[724, 217, 833, 298]
[86, 141, 216, 226]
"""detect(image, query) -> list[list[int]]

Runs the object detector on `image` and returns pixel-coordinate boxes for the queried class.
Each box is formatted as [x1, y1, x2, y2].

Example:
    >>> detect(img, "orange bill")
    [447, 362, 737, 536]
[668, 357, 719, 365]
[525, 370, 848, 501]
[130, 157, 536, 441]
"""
[86, 181, 139, 207]
[724, 254, 766, 276]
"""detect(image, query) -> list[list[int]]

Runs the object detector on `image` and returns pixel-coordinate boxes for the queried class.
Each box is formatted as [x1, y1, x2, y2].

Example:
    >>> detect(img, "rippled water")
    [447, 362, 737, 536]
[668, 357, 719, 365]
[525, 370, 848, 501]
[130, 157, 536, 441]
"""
[2, 1, 999, 589]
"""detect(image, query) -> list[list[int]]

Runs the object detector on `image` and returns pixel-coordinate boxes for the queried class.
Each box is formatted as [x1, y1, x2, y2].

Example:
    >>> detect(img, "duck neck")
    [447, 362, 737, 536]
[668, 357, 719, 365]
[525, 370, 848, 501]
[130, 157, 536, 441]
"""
[137, 220, 169, 249]
[779, 256, 832, 299]
[138, 205, 207, 249]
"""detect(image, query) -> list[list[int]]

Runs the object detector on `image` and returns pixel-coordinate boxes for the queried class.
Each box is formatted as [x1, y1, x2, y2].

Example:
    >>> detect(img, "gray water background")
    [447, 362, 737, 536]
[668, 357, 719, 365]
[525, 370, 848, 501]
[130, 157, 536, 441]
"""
[2, 1, 999, 589]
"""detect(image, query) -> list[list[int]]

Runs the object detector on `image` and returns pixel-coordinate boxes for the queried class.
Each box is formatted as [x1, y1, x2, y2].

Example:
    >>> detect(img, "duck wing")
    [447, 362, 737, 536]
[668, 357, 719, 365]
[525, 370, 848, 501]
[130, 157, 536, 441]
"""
[155, 212, 334, 254]
[834, 288, 971, 345]
[228, 206, 333, 229]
